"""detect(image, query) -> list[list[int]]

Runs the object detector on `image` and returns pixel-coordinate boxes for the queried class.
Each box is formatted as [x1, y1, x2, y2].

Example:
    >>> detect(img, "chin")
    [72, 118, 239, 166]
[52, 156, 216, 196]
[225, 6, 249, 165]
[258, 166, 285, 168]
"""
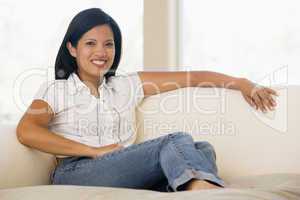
[84, 65, 111, 78]
[94, 69, 110, 77]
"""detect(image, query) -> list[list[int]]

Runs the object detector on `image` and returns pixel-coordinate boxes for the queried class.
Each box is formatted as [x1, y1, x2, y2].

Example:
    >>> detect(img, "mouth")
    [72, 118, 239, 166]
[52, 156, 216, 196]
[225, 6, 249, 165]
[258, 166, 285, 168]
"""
[91, 59, 108, 68]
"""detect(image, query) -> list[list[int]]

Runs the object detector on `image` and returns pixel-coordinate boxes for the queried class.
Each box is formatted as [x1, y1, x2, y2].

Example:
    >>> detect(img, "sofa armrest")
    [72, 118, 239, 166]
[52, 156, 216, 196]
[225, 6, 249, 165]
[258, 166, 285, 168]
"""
[0, 125, 56, 189]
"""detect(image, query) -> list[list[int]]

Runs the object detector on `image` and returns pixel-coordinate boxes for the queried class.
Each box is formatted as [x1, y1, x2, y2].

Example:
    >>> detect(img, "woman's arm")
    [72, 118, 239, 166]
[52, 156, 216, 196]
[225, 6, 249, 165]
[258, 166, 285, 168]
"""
[17, 100, 96, 157]
[138, 71, 278, 112]
[17, 100, 122, 158]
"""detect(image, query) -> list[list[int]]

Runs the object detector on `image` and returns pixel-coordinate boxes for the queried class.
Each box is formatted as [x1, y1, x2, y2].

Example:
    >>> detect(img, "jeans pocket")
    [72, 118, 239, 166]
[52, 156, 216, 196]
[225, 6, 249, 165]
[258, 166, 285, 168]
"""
[57, 156, 88, 172]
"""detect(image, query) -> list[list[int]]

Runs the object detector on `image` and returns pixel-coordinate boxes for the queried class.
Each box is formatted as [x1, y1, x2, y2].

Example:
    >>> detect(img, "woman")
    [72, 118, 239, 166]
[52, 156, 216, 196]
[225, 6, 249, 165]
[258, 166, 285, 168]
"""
[16, 8, 277, 192]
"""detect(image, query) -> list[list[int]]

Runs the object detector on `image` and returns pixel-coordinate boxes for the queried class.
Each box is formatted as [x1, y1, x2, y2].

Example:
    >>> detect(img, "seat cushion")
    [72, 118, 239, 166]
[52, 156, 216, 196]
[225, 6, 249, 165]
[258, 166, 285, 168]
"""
[1, 173, 299, 200]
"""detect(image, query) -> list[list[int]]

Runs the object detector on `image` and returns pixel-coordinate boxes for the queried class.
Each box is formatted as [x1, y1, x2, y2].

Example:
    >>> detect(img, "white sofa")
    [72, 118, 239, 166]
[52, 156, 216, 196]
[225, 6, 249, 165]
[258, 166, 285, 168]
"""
[1, 86, 300, 200]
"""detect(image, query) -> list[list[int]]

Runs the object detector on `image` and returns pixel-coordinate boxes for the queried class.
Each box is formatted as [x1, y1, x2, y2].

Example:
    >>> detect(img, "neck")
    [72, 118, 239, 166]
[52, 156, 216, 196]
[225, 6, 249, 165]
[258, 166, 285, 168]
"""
[77, 71, 104, 97]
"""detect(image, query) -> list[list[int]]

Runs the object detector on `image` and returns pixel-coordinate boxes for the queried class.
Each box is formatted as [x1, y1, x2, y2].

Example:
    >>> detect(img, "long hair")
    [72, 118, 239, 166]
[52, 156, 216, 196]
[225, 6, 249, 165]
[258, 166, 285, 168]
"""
[55, 8, 122, 80]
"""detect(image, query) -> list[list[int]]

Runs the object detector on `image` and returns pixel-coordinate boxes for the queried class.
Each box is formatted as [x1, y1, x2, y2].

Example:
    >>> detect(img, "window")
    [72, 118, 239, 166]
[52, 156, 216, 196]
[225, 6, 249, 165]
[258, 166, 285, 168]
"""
[179, 0, 299, 85]
[0, 0, 143, 124]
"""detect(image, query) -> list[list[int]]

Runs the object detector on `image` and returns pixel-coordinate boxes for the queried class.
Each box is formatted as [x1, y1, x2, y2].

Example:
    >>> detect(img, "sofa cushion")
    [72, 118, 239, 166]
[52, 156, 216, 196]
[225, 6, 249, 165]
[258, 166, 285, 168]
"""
[1, 174, 299, 200]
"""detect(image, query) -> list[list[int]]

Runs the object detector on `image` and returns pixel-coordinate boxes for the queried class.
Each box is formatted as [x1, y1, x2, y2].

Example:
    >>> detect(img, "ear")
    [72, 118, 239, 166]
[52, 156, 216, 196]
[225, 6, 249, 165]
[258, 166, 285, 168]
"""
[66, 42, 77, 58]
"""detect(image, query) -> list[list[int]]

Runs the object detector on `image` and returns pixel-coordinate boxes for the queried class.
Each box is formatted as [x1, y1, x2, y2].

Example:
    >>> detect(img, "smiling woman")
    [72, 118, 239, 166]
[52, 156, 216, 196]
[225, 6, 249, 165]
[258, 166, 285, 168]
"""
[16, 7, 229, 192]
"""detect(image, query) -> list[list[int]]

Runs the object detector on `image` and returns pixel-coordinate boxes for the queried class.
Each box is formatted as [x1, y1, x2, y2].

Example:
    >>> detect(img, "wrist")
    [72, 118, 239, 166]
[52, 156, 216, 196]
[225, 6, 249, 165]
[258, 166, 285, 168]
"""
[234, 78, 248, 91]
[85, 146, 98, 158]
[227, 77, 245, 90]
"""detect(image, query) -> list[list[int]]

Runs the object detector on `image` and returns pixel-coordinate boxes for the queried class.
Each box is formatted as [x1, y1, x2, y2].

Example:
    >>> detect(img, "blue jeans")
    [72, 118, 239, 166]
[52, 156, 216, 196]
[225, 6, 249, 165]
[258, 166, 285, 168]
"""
[51, 132, 226, 192]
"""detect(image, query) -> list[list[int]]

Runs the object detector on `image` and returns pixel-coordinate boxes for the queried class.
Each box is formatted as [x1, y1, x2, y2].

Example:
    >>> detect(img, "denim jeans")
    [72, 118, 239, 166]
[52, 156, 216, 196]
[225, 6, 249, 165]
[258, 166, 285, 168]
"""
[51, 132, 226, 192]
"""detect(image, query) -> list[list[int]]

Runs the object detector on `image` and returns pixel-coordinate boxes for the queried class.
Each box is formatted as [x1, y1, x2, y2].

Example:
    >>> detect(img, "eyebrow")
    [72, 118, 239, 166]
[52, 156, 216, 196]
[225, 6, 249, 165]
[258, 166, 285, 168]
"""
[84, 38, 114, 42]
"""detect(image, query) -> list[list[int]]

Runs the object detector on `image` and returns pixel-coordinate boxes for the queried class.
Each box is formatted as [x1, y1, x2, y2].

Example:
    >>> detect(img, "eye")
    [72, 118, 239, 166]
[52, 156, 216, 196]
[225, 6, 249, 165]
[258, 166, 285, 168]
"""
[86, 41, 96, 46]
[105, 42, 114, 47]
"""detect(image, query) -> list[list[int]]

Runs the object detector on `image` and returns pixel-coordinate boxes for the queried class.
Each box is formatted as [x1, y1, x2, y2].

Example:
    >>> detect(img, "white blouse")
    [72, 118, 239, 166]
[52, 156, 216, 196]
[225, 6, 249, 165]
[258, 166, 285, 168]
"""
[33, 72, 144, 158]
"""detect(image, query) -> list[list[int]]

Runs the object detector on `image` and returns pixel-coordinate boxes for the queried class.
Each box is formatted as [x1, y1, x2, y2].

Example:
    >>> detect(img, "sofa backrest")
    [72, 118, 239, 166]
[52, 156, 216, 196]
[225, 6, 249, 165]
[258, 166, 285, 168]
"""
[136, 86, 300, 181]
[1, 86, 299, 189]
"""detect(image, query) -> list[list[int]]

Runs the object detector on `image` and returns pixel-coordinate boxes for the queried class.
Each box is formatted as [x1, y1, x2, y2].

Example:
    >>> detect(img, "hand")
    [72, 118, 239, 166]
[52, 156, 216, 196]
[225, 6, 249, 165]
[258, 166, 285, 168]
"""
[237, 78, 278, 112]
[90, 143, 124, 159]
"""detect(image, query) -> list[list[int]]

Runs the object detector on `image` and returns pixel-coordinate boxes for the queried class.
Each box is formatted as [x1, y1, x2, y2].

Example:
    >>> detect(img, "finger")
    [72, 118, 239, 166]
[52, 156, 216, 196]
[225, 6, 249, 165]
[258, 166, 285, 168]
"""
[270, 98, 277, 107]
[260, 89, 274, 111]
[251, 93, 260, 110]
[265, 97, 274, 111]
[263, 89, 276, 106]
[256, 90, 271, 112]
[262, 92, 276, 107]
[252, 93, 266, 112]
[265, 90, 277, 109]
[250, 85, 261, 99]
[265, 87, 279, 96]
[266, 97, 275, 110]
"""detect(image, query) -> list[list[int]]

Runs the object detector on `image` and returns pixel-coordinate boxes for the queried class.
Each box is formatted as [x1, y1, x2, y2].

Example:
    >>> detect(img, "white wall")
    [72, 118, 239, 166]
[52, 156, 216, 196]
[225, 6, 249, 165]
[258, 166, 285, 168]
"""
[179, 0, 300, 86]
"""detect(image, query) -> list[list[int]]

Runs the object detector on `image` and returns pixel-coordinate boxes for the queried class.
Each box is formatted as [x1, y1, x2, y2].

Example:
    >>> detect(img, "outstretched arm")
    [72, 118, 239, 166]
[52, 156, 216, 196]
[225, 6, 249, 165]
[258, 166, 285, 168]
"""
[138, 71, 278, 112]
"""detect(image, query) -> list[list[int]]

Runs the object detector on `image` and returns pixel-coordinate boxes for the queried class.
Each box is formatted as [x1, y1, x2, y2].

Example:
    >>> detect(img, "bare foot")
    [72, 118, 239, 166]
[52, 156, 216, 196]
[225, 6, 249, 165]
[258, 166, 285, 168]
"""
[185, 179, 222, 191]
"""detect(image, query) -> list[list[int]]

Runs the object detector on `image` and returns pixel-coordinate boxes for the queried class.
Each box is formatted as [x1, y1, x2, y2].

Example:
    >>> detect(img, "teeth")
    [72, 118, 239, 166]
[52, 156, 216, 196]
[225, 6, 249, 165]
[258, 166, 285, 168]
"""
[92, 60, 105, 65]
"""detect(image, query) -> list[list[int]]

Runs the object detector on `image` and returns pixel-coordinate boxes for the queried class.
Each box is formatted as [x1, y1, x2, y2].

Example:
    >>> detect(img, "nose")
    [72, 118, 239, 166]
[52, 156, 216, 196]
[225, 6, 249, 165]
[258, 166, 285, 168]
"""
[94, 44, 108, 57]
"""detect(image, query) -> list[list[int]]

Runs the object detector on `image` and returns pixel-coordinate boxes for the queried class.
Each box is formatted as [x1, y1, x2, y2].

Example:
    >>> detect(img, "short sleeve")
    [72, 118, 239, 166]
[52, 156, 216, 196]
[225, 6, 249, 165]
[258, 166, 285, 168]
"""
[33, 80, 63, 115]
[108, 72, 144, 107]
[127, 72, 144, 106]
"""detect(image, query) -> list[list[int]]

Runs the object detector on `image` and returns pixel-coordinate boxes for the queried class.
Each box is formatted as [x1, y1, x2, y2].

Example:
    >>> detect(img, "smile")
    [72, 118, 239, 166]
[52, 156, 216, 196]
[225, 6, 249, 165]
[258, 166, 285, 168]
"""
[91, 59, 107, 68]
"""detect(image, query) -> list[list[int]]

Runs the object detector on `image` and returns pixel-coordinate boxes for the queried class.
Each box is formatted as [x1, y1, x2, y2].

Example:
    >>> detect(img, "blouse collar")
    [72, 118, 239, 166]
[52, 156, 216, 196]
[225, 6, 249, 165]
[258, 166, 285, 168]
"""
[68, 72, 112, 92]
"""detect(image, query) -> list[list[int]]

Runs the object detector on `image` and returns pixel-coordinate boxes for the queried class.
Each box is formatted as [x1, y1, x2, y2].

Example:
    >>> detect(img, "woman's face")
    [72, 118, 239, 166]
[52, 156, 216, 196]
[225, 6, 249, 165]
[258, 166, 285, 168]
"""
[67, 24, 115, 81]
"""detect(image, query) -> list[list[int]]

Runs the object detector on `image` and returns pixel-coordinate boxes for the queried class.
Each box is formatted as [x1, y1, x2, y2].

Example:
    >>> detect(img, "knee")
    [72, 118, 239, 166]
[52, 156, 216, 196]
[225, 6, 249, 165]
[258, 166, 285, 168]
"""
[167, 132, 194, 142]
[195, 141, 217, 160]
[195, 141, 214, 150]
